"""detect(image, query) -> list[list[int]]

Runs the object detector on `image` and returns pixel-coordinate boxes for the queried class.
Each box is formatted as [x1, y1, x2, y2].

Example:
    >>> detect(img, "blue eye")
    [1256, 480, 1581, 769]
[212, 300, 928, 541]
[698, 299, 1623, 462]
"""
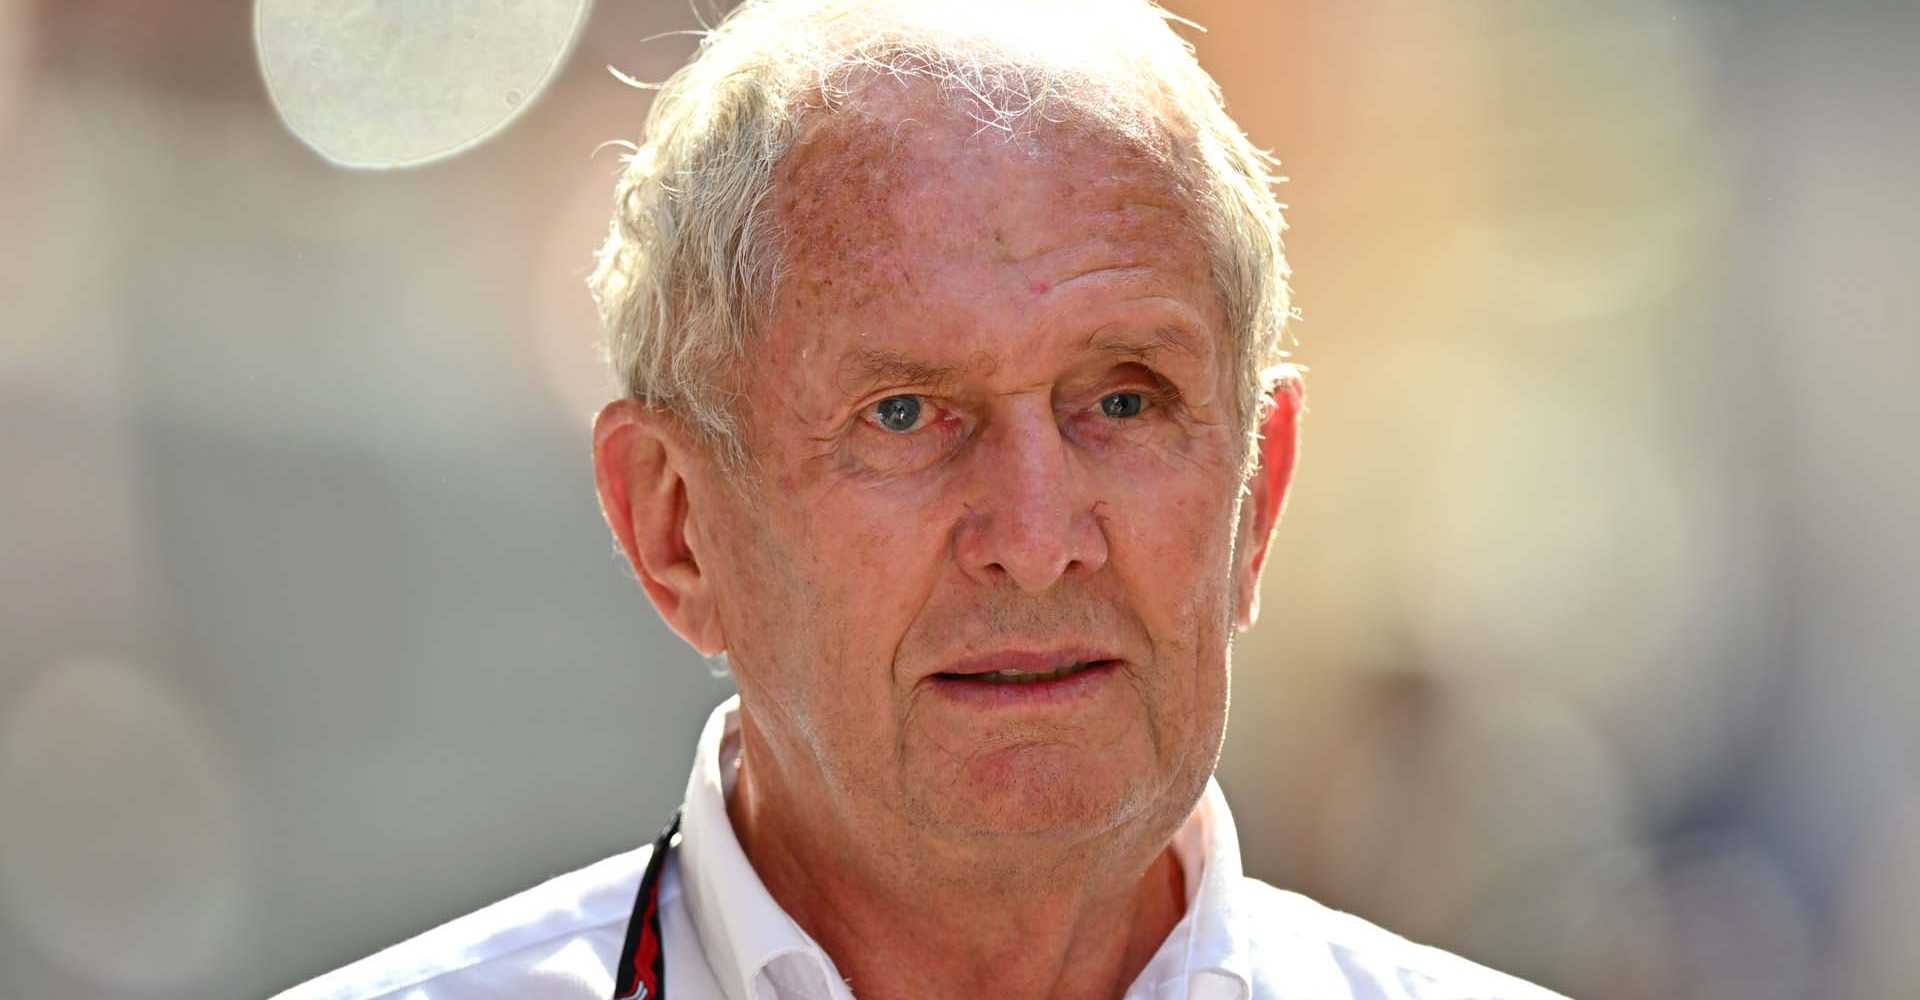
[1099, 392, 1145, 418]
[873, 395, 924, 432]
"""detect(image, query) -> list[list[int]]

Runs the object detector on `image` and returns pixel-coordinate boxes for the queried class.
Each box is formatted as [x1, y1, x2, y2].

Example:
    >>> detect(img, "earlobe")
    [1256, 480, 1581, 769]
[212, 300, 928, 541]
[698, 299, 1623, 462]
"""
[592, 399, 729, 657]
[1232, 377, 1303, 631]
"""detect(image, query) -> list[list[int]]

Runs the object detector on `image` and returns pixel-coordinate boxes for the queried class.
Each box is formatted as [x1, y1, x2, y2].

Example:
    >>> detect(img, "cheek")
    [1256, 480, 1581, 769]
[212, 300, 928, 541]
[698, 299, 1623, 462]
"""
[772, 483, 949, 668]
[710, 509, 810, 669]
[1096, 450, 1241, 690]
[1099, 445, 1242, 587]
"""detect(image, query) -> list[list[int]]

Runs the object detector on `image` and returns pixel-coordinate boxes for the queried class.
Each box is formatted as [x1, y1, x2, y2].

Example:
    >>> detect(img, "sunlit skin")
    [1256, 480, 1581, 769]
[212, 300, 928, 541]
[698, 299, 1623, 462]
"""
[594, 84, 1300, 1000]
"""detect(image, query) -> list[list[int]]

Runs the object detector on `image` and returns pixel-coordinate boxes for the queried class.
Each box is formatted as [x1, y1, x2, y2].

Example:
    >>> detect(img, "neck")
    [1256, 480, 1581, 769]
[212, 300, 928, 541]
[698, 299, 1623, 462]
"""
[728, 730, 1188, 1000]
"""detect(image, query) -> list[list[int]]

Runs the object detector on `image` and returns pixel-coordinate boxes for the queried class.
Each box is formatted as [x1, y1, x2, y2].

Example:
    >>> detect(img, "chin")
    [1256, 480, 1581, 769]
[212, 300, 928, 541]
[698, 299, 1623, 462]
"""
[919, 742, 1164, 843]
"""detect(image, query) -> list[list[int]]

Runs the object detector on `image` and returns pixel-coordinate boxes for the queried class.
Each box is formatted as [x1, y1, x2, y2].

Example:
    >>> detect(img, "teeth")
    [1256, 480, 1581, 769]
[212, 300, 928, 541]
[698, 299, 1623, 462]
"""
[975, 661, 1093, 684]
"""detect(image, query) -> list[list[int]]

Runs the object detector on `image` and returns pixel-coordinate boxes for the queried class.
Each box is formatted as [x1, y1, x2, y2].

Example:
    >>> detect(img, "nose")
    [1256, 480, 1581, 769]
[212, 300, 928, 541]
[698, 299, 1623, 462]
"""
[953, 398, 1109, 593]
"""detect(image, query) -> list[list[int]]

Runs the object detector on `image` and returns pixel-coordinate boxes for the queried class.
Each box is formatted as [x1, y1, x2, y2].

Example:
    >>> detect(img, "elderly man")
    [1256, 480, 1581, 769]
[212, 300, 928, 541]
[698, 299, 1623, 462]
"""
[279, 1, 1565, 998]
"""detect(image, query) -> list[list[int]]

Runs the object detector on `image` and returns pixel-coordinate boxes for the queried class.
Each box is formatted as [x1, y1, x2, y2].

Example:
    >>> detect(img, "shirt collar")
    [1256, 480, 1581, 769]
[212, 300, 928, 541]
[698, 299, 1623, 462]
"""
[676, 696, 1257, 1000]
[678, 696, 844, 1000]
[1131, 777, 1255, 1000]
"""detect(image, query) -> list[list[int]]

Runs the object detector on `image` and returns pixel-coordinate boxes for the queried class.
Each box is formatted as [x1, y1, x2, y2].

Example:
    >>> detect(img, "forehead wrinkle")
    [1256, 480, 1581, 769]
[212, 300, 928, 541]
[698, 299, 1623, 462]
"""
[990, 196, 1199, 274]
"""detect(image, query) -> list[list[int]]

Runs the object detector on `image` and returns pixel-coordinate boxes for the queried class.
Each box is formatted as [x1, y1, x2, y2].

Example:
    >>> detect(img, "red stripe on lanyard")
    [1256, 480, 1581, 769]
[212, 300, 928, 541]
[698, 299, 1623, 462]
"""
[612, 811, 682, 1000]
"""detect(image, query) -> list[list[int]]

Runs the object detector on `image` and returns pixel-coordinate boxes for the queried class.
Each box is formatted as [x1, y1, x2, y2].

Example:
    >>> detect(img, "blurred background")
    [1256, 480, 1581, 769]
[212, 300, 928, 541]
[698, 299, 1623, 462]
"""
[1, 0, 1915, 997]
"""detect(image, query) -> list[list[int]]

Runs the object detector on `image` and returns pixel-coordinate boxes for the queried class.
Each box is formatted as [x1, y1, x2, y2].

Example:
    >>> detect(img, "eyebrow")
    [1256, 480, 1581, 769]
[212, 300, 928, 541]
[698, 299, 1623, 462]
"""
[1087, 325, 1205, 363]
[833, 324, 1205, 400]
[836, 348, 967, 399]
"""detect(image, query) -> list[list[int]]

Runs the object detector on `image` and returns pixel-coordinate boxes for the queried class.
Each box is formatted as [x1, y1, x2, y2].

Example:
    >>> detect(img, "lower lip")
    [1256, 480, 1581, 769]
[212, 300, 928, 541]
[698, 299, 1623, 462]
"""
[928, 660, 1121, 709]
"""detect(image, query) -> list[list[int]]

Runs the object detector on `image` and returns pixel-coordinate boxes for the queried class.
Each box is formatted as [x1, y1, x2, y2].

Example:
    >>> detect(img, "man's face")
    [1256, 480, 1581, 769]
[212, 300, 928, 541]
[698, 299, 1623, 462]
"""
[681, 98, 1265, 852]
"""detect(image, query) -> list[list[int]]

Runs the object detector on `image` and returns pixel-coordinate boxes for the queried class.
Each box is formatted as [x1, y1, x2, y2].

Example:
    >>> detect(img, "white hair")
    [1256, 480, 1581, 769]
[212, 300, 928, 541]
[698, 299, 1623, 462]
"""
[589, 0, 1293, 472]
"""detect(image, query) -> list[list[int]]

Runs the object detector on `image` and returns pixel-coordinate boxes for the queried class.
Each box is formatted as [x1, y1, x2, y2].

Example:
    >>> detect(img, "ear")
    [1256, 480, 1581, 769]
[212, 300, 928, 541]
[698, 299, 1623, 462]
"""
[1232, 376, 1303, 631]
[592, 399, 728, 656]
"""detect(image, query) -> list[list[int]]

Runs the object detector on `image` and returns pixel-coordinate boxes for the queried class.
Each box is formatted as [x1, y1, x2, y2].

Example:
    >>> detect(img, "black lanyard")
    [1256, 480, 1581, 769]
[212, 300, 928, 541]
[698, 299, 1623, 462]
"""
[612, 810, 683, 1000]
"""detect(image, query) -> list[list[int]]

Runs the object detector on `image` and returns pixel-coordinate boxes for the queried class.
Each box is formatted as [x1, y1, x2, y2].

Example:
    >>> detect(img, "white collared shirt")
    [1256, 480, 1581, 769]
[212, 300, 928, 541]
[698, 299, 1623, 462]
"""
[273, 697, 1568, 1000]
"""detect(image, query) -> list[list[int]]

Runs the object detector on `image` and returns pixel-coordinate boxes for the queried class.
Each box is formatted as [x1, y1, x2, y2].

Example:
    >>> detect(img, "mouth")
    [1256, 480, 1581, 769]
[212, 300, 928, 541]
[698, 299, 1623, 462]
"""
[928, 651, 1124, 707]
[936, 660, 1115, 685]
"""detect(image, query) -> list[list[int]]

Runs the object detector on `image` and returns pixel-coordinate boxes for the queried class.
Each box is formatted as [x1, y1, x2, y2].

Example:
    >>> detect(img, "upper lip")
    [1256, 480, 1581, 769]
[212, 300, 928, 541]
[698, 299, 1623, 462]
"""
[934, 647, 1124, 677]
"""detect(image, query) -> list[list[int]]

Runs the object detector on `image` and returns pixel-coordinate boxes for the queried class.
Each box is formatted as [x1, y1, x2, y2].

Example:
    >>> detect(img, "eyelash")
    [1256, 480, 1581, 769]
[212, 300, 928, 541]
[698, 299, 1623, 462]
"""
[862, 395, 948, 434]
[858, 385, 1174, 437]
[845, 381, 1177, 476]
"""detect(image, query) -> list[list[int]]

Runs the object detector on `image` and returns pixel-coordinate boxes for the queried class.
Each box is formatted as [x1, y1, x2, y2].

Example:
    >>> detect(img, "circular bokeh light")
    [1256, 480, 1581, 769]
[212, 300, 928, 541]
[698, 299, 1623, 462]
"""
[255, 0, 591, 168]
[0, 657, 247, 990]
